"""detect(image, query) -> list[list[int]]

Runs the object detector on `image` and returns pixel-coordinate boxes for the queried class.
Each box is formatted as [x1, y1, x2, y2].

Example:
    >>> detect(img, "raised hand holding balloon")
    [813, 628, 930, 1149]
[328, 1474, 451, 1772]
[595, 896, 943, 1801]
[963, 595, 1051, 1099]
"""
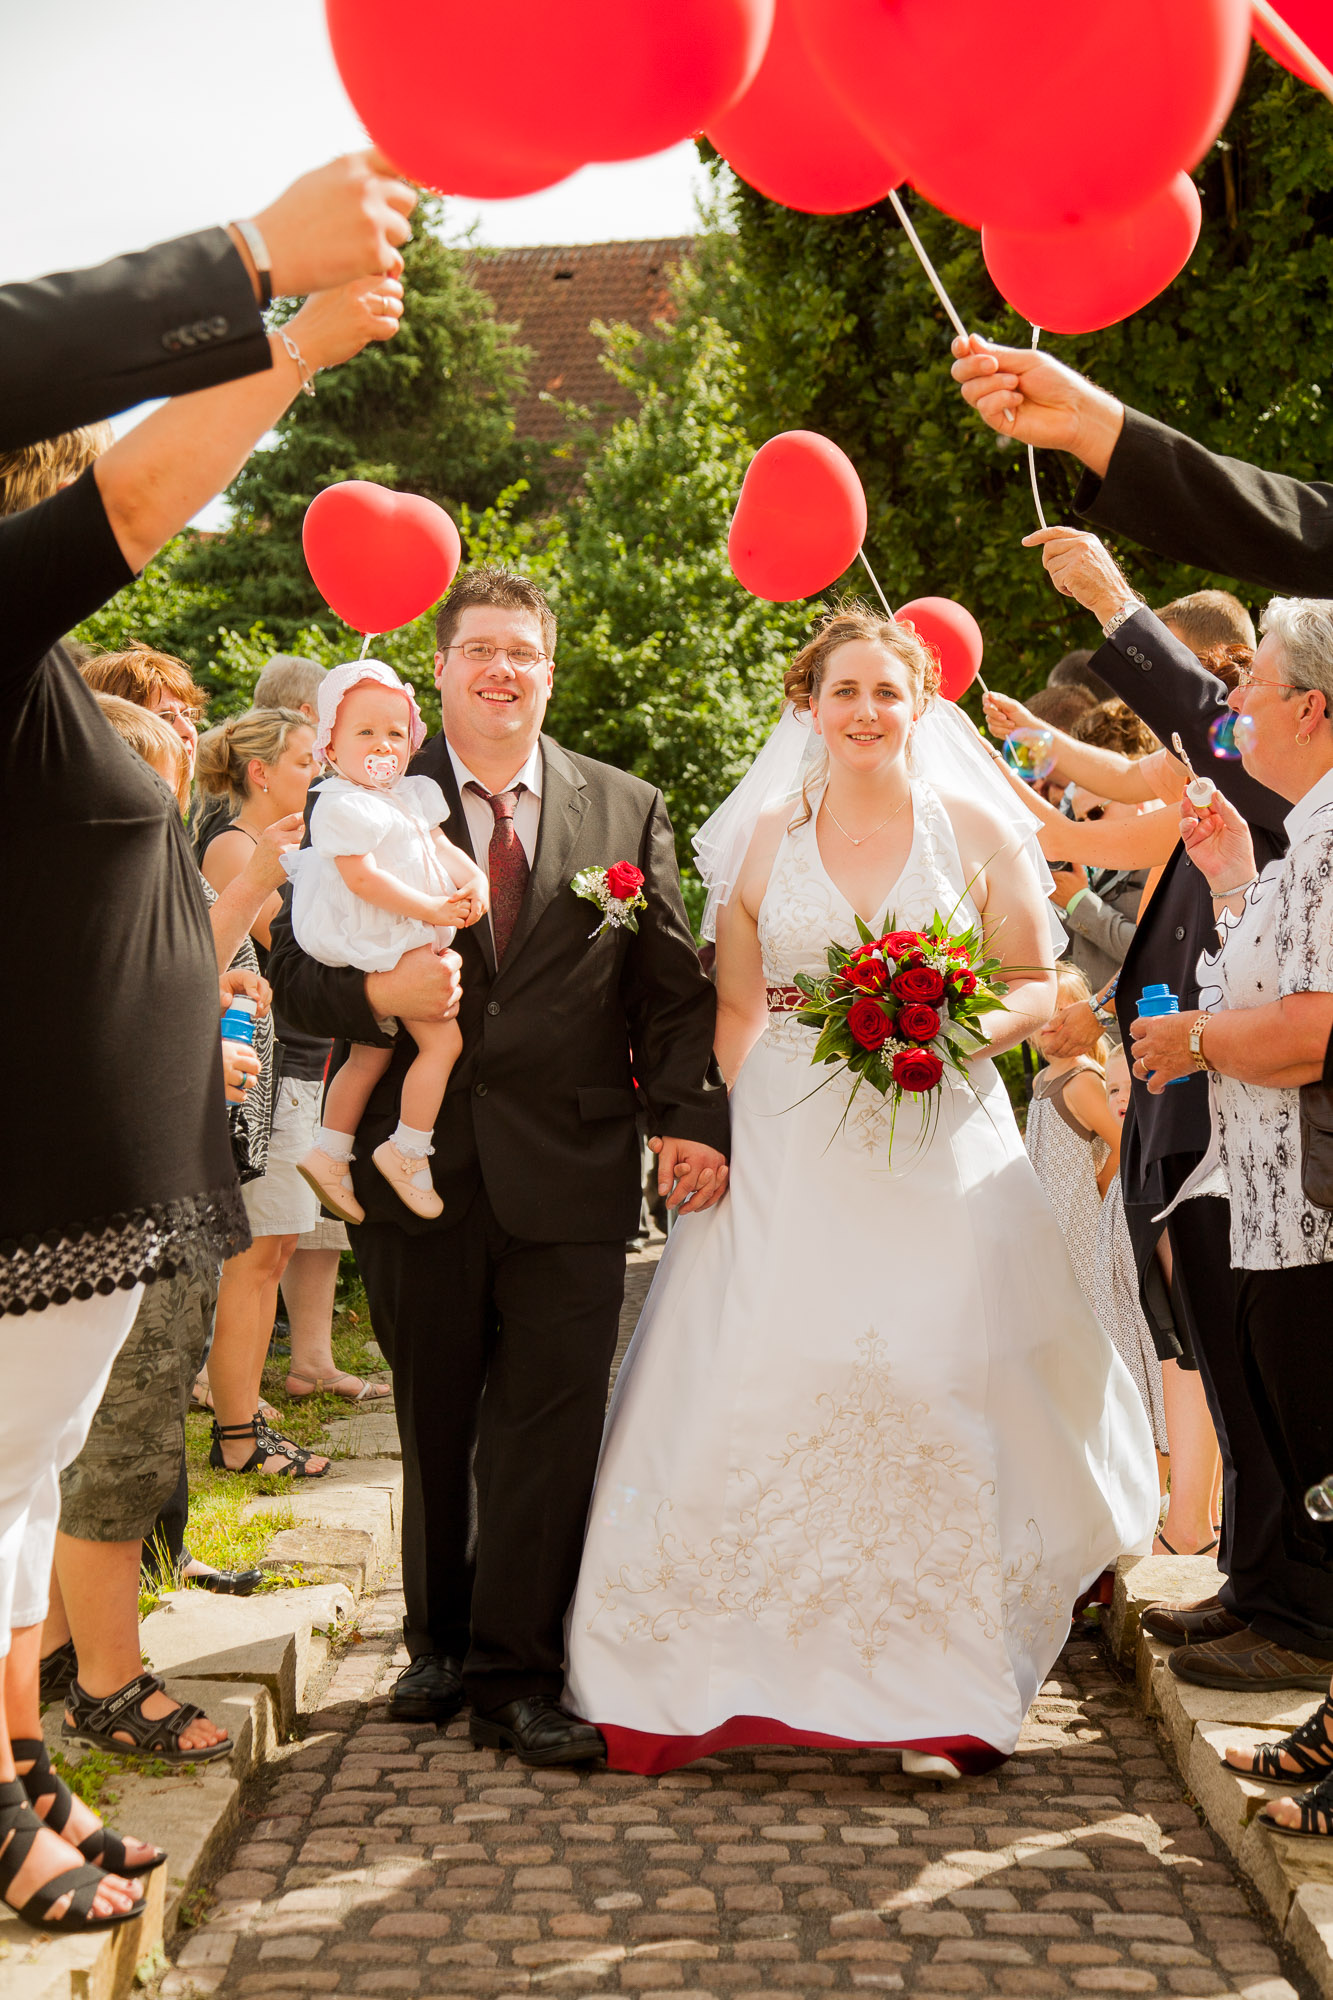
[303, 481, 462, 652]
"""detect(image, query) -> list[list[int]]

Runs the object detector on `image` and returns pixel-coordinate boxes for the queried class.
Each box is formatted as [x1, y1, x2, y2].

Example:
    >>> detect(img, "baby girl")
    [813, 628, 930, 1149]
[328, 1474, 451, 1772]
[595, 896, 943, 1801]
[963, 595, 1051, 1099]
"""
[289, 661, 487, 1221]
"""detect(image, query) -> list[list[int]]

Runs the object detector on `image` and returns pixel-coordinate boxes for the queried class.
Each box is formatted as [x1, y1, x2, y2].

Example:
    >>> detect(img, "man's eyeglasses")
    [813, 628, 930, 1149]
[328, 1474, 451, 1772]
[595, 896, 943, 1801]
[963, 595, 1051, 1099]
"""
[443, 641, 548, 671]
[156, 702, 204, 726]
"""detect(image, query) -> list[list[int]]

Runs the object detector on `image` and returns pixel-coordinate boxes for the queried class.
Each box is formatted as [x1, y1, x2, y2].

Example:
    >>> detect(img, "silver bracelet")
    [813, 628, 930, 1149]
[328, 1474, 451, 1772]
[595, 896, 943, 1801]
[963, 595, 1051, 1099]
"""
[1100, 597, 1143, 640]
[1211, 876, 1256, 898]
[280, 329, 318, 398]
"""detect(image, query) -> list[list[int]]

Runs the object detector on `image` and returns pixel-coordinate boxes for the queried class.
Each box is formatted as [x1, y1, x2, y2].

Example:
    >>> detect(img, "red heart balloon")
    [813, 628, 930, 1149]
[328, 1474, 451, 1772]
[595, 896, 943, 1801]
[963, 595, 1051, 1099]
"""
[791, 0, 1250, 231]
[895, 597, 984, 702]
[982, 173, 1202, 335]
[326, 0, 774, 194]
[729, 432, 868, 602]
[706, 0, 903, 216]
[303, 482, 462, 635]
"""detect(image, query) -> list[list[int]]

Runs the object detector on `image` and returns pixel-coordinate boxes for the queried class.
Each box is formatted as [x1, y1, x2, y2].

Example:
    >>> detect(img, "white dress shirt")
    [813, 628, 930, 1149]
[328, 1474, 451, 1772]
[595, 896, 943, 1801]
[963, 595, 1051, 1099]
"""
[447, 740, 544, 872]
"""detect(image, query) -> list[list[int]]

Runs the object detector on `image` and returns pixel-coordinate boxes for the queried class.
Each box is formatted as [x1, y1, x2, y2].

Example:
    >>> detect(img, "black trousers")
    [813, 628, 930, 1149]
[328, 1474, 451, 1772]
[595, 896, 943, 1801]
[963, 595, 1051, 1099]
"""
[1147, 1169, 1333, 1651]
[1237, 1263, 1333, 1585]
[353, 1189, 626, 1707]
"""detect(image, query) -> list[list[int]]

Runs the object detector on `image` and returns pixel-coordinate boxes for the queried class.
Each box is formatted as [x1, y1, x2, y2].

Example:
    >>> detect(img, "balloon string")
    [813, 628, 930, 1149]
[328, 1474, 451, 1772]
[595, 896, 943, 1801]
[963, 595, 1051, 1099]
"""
[886, 187, 968, 342]
[1253, 0, 1333, 105]
[359, 631, 375, 659]
[857, 545, 895, 619]
[1027, 326, 1049, 533]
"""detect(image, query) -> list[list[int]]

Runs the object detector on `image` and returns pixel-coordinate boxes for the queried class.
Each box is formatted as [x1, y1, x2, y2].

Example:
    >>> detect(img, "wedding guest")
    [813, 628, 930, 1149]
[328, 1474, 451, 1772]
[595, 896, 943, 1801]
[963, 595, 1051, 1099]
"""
[1056, 700, 1159, 997]
[0, 271, 402, 1933]
[191, 656, 328, 860]
[1016, 526, 1331, 1691]
[1029, 683, 1097, 733]
[82, 646, 206, 780]
[2, 151, 415, 451]
[197, 710, 340, 1471]
[1049, 646, 1113, 703]
[1159, 590, 1256, 654]
[1131, 596, 1333, 1693]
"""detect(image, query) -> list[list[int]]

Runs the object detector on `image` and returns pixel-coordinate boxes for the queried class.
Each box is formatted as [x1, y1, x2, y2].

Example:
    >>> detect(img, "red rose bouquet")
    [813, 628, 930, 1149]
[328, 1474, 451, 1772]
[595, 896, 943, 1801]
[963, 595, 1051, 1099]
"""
[792, 911, 1007, 1155]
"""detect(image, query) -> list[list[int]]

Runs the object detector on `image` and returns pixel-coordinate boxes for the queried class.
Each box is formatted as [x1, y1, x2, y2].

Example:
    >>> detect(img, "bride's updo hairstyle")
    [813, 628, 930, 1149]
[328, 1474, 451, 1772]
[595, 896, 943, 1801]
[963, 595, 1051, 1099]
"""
[784, 602, 940, 826]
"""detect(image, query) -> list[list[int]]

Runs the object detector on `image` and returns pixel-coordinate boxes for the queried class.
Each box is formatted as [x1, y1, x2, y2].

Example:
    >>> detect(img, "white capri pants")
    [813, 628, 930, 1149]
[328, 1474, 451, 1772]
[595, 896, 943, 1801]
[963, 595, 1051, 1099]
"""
[0, 1285, 143, 1652]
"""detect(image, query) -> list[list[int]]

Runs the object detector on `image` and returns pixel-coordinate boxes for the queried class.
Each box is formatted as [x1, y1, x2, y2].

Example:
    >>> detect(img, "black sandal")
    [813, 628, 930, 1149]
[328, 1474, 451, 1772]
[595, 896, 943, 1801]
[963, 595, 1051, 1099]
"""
[1232, 1697, 1333, 1784]
[12, 1740, 165, 1878]
[0, 1777, 145, 1933]
[1157, 1534, 1220, 1558]
[1259, 1768, 1333, 1840]
[63, 1672, 234, 1765]
[39, 1638, 78, 1702]
[208, 1414, 329, 1479]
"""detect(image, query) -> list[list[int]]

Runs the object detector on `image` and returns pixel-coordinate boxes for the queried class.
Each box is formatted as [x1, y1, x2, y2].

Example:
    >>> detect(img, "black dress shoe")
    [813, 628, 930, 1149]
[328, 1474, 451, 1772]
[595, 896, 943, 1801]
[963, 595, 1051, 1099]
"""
[388, 1654, 465, 1724]
[470, 1696, 605, 1767]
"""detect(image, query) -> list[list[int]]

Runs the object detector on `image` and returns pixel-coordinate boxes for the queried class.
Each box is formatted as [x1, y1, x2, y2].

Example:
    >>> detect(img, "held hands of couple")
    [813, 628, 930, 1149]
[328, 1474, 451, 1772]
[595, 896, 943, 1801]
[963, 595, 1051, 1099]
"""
[649, 1136, 730, 1214]
[1042, 999, 1104, 1057]
[949, 333, 1124, 476]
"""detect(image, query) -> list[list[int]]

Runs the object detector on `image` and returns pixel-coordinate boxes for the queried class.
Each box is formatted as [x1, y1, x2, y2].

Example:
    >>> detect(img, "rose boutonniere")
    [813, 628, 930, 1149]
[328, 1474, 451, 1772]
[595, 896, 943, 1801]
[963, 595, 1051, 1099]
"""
[572, 862, 647, 939]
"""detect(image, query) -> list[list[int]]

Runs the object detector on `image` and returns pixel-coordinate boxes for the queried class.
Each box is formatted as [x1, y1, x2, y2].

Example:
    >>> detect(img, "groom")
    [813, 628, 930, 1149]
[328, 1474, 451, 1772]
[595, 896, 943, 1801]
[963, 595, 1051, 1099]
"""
[268, 567, 730, 1764]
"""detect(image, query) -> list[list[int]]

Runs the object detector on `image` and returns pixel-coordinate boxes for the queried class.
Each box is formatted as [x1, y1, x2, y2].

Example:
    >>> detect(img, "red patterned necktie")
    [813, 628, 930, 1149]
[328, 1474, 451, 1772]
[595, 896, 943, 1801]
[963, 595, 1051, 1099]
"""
[466, 782, 530, 963]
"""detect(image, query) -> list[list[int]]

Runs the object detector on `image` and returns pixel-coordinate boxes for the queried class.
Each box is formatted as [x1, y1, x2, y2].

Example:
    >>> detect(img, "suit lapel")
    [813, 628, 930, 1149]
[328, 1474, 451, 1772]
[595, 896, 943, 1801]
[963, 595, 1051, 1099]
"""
[415, 733, 496, 979]
[498, 736, 588, 974]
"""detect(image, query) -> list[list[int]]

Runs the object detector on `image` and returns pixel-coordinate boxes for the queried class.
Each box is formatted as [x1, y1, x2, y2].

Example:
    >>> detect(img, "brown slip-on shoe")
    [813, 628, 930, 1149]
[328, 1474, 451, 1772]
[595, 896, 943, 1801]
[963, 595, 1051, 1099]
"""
[1169, 1626, 1333, 1693]
[1141, 1594, 1246, 1646]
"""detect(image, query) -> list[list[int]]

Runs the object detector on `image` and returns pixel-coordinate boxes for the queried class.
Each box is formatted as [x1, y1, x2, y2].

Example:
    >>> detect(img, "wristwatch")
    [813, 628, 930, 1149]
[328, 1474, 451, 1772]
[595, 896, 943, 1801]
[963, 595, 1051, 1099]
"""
[1101, 597, 1143, 640]
[1188, 1012, 1213, 1073]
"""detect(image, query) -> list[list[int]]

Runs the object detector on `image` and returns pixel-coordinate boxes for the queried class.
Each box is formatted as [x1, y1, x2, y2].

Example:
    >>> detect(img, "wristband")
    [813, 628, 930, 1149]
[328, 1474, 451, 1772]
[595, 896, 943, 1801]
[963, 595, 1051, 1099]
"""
[230, 217, 273, 308]
[1064, 886, 1090, 916]
[1211, 876, 1257, 899]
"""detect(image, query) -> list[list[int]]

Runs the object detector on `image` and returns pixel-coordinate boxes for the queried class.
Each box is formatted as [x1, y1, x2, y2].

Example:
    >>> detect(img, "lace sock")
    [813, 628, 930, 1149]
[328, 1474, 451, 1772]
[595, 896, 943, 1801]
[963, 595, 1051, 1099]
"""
[392, 1123, 434, 1159]
[315, 1127, 354, 1161]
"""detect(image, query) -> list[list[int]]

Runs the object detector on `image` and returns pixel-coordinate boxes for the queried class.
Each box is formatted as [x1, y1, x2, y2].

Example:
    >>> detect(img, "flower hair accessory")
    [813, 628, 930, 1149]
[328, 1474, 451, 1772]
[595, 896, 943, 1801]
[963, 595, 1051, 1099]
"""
[572, 862, 647, 939]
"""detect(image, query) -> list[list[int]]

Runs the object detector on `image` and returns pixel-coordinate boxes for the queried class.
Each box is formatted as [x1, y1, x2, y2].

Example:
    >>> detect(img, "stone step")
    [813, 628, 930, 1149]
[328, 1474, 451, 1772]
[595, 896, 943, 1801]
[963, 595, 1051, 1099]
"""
[139, 1580, 354, 1734]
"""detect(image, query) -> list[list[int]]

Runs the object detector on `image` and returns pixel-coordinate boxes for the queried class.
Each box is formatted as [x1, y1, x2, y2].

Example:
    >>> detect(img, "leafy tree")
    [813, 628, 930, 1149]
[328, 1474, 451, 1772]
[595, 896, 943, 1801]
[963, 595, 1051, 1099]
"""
[701, 49, 1333, 699]
[545, 292, 810, 913]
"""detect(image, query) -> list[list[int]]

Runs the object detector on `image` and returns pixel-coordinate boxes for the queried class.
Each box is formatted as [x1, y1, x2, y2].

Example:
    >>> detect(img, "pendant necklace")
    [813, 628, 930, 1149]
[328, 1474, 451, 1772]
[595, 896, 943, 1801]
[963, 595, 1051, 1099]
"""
[822, 794, 910, 847]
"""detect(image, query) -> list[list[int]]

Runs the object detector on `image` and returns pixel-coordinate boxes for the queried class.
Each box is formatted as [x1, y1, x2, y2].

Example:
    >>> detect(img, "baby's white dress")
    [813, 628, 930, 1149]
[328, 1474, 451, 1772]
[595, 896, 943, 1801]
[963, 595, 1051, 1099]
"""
[287, 774, 457, 974]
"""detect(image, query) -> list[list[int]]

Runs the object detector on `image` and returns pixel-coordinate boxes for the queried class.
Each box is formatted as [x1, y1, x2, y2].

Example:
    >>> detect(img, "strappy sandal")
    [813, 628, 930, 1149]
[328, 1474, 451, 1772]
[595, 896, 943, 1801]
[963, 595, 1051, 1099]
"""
[284, 1370, 390, 1404]
[0, 1777, 145, 1933]
[1156, 1533, 1220, 1558]
[39, 1638, 78, 1702]
[208, 1414, 329, 1479]
[1259, 1768, 1333, 1840]
[63, 1672, 234, 1764]
[12, 1740, 165, 1878]
[1229, 1696, 1333, 1784]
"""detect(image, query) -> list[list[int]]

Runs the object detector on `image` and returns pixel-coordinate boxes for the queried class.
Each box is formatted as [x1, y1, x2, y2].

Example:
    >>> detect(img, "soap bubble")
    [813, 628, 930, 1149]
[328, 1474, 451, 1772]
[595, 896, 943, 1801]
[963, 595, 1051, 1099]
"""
[1003, 726, 1056, 784]
[1208, 712, 1240, 759]
[1308, 1477, 1333, 1522]
[1233, 712, 1259, 757]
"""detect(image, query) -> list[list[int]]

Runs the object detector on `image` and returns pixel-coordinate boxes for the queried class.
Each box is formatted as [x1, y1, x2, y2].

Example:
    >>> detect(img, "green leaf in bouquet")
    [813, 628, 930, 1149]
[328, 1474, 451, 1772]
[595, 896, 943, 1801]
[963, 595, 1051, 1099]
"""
[854, 913, 875, 945]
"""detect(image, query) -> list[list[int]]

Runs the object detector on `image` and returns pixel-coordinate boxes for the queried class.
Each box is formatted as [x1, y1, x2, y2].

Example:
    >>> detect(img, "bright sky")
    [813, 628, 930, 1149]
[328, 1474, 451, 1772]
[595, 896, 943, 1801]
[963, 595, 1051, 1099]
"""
[3, 0, 708, 285]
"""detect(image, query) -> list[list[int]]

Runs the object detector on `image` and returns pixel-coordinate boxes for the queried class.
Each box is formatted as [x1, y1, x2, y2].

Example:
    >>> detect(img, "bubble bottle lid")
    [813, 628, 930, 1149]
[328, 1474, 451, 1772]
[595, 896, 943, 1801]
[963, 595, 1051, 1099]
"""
[1137, 984, 1179, 1016]
[220, 997, 258, 1043]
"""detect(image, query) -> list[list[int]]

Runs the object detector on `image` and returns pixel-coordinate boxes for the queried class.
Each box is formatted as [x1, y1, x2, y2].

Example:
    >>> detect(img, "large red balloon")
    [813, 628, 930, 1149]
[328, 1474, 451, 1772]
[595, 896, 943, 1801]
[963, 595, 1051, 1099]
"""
[791, 0, 1250, 231]
[895, 598, 984, 703]
[982, 173, 1202, 335]
[1253, 2, 1333, 86]
[729, 433, 867, 602]
[706, 0, 902, 215]
[303, 483, 462, 635]
[326, 0, 774, 195]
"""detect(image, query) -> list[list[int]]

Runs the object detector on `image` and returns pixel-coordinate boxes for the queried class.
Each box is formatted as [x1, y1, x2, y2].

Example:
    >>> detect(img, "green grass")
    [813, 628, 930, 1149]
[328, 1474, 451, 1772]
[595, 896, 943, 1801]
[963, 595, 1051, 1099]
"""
[167, 1261, 389, 1602]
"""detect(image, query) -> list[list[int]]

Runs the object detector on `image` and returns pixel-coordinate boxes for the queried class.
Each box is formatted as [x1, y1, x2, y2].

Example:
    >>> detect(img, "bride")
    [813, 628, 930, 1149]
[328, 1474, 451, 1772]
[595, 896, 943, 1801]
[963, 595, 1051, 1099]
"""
[564, 606, 1159, 1777]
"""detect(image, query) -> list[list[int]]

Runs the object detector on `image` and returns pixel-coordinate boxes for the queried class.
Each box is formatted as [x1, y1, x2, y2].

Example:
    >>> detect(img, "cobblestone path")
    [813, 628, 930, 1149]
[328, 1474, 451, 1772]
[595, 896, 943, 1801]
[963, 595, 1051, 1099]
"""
[163, 1252, 1312, 2000]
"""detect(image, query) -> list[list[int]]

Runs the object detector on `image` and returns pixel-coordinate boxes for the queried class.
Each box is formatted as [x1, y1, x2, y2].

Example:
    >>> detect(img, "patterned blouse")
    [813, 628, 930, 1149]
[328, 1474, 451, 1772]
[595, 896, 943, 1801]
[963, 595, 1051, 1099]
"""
[1199, 766, 1333, 1272]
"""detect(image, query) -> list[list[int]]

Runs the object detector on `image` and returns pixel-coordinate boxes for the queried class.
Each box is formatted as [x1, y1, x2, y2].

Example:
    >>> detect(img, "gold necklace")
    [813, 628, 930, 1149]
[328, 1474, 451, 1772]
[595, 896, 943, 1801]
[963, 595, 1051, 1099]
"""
[822, 794, 910, 847]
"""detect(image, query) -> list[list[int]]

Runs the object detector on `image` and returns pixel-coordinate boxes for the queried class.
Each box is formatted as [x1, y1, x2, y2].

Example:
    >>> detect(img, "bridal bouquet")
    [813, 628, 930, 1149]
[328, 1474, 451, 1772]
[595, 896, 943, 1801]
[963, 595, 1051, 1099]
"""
[793, 913, 1008, 1143]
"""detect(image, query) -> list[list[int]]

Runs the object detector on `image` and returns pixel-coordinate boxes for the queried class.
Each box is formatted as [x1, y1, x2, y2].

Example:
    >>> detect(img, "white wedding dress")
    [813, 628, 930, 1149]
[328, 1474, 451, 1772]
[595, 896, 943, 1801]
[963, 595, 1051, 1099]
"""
[565, 780, 1158, 1774]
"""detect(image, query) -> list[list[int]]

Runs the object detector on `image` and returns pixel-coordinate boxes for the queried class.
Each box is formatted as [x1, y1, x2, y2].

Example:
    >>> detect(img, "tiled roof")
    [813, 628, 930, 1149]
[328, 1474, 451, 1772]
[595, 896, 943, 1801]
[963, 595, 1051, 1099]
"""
[464, 238, 695, 450]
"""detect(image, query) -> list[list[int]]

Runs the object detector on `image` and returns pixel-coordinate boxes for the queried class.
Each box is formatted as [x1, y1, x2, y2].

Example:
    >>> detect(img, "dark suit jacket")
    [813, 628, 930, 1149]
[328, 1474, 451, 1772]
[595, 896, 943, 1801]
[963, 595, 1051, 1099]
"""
[1076, 405, 1333, 593]
[267, 733, 730, 1243]
[1091, 610, 1288, 1192]
[1, 228, 270, 452]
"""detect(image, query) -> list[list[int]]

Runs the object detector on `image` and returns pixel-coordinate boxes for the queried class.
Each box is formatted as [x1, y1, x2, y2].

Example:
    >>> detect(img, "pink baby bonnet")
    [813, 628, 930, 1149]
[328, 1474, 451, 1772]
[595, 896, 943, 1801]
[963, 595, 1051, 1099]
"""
[312, 659, 428, 767]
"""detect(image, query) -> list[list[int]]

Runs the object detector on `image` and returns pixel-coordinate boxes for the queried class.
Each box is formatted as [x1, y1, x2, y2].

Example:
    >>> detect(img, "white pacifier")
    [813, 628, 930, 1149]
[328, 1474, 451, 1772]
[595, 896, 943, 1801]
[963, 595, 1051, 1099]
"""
[363, 751, 400, 789]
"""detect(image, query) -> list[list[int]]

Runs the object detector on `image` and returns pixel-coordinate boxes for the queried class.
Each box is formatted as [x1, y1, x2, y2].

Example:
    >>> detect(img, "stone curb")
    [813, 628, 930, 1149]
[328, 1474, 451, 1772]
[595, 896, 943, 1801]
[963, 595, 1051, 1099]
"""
[0, 1454, 402, 2000]
[1113, 1551, 1333, 1997]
